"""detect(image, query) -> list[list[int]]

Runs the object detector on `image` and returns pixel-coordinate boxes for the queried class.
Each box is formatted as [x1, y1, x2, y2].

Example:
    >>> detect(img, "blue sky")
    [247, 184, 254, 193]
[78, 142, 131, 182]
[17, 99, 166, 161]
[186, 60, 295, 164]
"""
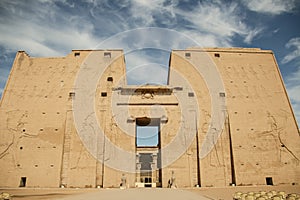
[0, 0, 300, 125]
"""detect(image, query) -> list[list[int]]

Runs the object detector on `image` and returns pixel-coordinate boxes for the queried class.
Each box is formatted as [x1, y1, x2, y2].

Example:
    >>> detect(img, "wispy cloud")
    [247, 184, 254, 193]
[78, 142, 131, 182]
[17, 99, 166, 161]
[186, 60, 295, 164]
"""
[127, 63, 169, 85]
[174, 1, 262, 45]
[282, 37, 300, 125]
[282, 37, 300, 64]
[242, 0, 297, 15]
[0, 0, 282, 96]
[0, 0, 298, 125]
[244, 27, 264, 44]
[129, 0, 178, 27]
[0, 0, 263, 56]
[125, 48, 169, 85]
[286, 74, 300, 125]
[0, 66, 10, 98]
[0, 0, 100, 56]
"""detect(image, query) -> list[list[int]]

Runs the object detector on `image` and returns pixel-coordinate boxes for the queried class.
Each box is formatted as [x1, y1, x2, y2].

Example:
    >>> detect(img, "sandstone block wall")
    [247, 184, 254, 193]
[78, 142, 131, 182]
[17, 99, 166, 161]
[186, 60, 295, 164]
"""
[0, 48, 299, 188]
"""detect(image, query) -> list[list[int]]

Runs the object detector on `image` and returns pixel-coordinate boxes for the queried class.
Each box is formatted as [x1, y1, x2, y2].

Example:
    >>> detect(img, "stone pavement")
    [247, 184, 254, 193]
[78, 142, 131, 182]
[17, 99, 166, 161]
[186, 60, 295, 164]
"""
[59, 188, 211, 200]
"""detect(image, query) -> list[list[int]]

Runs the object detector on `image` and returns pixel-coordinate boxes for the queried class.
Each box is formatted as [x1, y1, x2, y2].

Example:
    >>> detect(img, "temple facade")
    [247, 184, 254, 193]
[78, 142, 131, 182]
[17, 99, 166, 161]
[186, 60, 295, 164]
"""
[0, 48, 299, 188]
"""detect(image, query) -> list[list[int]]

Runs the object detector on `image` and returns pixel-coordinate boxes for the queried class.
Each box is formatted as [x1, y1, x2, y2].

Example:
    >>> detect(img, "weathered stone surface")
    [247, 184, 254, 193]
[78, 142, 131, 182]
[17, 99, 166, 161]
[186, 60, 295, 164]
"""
[0, 48, 299, 188]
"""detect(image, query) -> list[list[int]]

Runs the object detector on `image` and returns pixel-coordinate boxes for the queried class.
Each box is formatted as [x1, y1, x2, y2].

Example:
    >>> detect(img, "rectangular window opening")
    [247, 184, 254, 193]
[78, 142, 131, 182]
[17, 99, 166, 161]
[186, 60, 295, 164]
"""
[74, 52, 80, 57]
[185, 52, 191, 58]
[188, 92, 194, 97]
[266, 177, 273, 185]
[214, 53, 220, 57]
[19, 177, 27, 187]
[107, 77, 113, 82]
[69, 92, 75, 98]
[219, 92, 226, 97]
[101, 92, 107, 97]
[104, 52, 111, 58]
[174, 87, 183, 91]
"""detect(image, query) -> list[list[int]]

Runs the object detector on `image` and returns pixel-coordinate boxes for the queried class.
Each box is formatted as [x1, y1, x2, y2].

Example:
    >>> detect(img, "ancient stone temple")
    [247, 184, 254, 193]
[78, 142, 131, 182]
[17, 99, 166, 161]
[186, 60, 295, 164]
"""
[0, 48, 299, 188]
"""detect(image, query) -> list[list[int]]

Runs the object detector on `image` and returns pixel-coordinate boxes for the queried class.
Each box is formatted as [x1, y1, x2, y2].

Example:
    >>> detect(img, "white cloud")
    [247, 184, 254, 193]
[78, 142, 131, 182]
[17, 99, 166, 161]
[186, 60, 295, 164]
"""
[287, 69, 300, 85]
[126, 49, 169, 67]
[286, 72, 300, 125]
[244, 27, 264, 44]
[129, 9, 155, 27]
[127, 63, 168, 85]
[285, 66, 300, 115]
[282, 37, 300, 64]
[242, 0, 296, 15]
[129, 0, 178, 27]
[0, 67, 10, 99]
[174, 1, 262, 46]
[0, 0, 101, 57]
[287, 84, 300, 103]
[123, 0, 262, 46]
[0, 0, 263, 57]
[124, 48, 170, 85]
[0, 0, 296, 125]
[177, 2, 241, 37]
[180, 30, 231, 47]
[0, 67, 10, 80]
[0, 0, 266, 94]
[283, 37, 300, 125]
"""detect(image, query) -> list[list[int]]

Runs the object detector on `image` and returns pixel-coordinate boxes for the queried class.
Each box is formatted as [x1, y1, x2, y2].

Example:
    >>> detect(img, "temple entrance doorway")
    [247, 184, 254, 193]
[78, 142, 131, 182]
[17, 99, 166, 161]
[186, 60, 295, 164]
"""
[135, 117, 162, 187]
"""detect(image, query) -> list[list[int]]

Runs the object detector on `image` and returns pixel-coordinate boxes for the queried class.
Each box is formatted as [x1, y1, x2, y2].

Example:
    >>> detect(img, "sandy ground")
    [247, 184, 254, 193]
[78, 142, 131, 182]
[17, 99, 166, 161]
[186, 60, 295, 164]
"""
[189, 185, 300, 199]
[1, 185, 299, 200]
